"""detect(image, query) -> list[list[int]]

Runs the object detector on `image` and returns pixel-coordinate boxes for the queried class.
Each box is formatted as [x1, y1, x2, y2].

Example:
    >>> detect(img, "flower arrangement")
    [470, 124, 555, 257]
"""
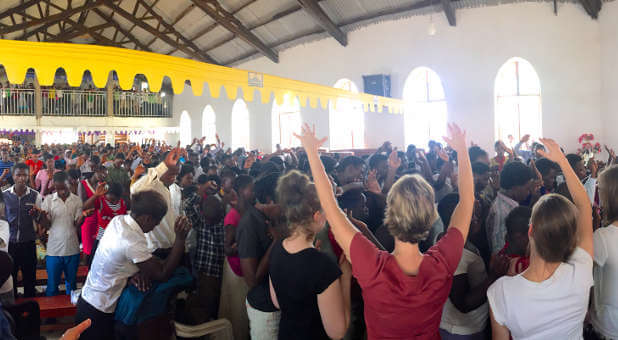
[577, 133, 601, 164]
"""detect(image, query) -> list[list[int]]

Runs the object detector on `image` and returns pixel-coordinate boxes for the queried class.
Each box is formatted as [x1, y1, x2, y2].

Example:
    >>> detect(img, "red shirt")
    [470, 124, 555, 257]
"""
[350, 227, 464, 339]
[25, 159, 43, 175]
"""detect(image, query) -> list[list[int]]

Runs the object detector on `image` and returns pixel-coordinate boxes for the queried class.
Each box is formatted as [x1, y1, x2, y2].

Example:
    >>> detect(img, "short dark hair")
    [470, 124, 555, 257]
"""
[320, 156, 337, 174]
[206, 174, 221, 186]
[115, 152, 125, 160]
[179, 164, 195, 179]
[566, 154, 582, 171]
[534, 158, 559, 177]
[369, 154, 388, 170]
[90, 155, 100, 165]
[107, 182, 123, 198]
[234, 175, 253, 192]
[67, 169, 81, 180]
[255, 173, 279, 204]
[500, 161, 533, 190]
[52, 171, 67, 183]
[438, 193, 459, 227]
[506, 206, 532, 237]
[131, 190, 167, 221]
[468, 146, 488, 163]
[197, 174, 208, 185]
[200, 157, 210, 169]
[13, 162, 28, 174]
[472, 161, 490, 175]
[43, 153, 53, 161]
[337, 156, 364, 172]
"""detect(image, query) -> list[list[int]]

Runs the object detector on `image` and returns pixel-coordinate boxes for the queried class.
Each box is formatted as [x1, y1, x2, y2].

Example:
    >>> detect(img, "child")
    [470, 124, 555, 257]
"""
[83, 182, 127, 260]
[36, 171, 85, 296]
[499, 206, 532, 276]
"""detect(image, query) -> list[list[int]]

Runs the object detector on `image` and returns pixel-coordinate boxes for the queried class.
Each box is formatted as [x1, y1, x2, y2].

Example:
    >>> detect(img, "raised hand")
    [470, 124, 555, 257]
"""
[443, 123, 467, 154]
[293, 123, 327, 152]
[94, 182, 108, 197]
[388, 148, 401, 169]
[164, 141, 182, 168]
[538, 138, 566, 164]
[438, 149, 449, 162]
[134, 164, 146, 178]
[0, 169, 9, 178]
[366, 169, 381, 194]
[173, 216, 191, 240]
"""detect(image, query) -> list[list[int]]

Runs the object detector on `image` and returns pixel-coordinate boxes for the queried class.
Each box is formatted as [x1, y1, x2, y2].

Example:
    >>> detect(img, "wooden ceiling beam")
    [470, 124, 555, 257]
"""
[91, 8, 151, 51]
[579, 0, 602, 18]
[191, 0, 278, 63]
[441, 0, 456, 26]
[296, 0, 346, 46]
[104, 0, 216, 63]
[0, 0, 109, 35]
[47, 22, 113, 42]
[0, 0, 42, 22]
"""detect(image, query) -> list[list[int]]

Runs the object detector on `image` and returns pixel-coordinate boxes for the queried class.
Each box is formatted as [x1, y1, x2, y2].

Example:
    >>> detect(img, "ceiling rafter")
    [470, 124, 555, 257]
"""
[441, 0, 456, 26]
[190, 0, 278, 63]
[90, 8, 151, 51]
[47, 22, 113, 42]
[166, 0, 256, 56]
[296, 0, 346, 46]
[0, 0, 110, 35]
[103, 0, 217, 63]
[0, 0, 42, 23]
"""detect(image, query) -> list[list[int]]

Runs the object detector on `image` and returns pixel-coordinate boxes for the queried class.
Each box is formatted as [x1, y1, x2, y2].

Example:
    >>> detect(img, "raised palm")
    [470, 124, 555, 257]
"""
[294, 123, 327, 151]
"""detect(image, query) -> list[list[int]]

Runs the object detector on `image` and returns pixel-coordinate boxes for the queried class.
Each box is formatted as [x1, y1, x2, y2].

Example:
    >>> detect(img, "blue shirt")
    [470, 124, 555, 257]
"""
[0, 161, 13, 180]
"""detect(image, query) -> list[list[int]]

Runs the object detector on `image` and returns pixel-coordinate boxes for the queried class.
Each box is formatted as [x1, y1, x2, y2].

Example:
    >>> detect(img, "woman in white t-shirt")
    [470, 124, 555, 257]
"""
[487, 139, 594, 340]
[590, 165, 618, 339]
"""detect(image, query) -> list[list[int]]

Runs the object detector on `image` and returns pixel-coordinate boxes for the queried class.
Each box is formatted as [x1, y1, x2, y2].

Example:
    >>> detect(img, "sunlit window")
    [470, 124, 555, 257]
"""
[495, 57, 542, 144]
[179, 110, 191, 147]
[403, 67, 447, 149]
[202, 105, 217, 145]
[272, 94, 302, 151]
[231, 99, 250, 150]
[329, 79, 364, 150]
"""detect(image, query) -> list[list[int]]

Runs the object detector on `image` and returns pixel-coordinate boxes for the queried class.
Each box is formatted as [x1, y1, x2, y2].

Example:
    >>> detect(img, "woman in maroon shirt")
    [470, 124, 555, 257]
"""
[296, 123, 474, 339]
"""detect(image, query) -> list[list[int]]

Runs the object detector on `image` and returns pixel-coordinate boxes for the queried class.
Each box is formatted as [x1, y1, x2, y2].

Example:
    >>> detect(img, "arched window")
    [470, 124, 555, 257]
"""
[403, 67, 447, 148]
[231, 99, 250, 150]
[202, 105, 217, 144]
[329, 79, 364, 150]
[179, 110, 191, 147]
[272, 93, 302, 151]
[495, 57, 542, 146]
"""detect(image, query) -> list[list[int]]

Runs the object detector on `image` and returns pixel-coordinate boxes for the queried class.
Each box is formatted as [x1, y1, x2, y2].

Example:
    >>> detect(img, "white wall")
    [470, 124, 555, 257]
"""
[600, 1, 618, 149]
[173, 2, 605, 154]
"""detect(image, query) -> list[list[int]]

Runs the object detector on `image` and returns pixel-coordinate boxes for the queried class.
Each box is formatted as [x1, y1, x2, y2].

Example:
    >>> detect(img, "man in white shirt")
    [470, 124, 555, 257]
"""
[76, 190, 191, 340]
[130, 143, 182, 255]
[36, 171, 85, 296]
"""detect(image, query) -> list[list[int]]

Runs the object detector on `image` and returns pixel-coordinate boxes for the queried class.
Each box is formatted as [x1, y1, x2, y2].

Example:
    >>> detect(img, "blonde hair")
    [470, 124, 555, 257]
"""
[384, 174, 436, 244]
[276, 170, 321, 239]
[599, 165, 618, 226]
[530, 194, 578, 263]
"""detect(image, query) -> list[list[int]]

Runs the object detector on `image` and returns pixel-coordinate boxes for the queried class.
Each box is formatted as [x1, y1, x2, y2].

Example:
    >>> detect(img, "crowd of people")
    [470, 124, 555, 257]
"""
[0, 125, 616, 340]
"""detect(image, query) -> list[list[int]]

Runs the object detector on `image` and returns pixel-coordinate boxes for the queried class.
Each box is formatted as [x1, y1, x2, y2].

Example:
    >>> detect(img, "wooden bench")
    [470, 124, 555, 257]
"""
[15, 265, 89, 287]
[16, 295, 77, 319]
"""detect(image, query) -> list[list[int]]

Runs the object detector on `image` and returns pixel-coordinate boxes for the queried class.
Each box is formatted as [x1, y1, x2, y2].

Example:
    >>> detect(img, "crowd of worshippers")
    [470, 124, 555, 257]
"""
[0, 126, 617, 340]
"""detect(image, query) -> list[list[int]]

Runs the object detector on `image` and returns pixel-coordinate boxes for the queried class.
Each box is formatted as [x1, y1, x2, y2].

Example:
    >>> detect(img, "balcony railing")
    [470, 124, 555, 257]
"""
[114, 91, 171, 118]
[42, 89, 107, 116]
[0, 88, 173, 118]
[0, 88, 35, 115]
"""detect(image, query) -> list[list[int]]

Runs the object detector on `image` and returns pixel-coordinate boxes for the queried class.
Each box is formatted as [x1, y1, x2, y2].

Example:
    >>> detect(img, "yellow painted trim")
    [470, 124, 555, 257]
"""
[0, 39, 404, 114]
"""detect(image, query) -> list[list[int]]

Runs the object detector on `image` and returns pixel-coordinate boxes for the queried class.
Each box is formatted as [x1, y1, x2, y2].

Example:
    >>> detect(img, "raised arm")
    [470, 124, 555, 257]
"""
[295, 124, 358, 260]
[443, 123, 474, 241]
[538, 138, 593, 256]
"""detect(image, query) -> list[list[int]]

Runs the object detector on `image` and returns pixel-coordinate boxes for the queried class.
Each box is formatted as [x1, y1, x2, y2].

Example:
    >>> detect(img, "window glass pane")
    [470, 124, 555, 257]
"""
[495, 61, 517, 97]
[518, 96, 542, 140]
[232, 100, 250, 149]
[517, 61, 541, 96]
[428, 71, 445, 101]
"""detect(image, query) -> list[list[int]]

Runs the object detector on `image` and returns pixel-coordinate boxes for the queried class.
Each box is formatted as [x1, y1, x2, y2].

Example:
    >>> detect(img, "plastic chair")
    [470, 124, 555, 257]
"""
[174, 318, 234, 339]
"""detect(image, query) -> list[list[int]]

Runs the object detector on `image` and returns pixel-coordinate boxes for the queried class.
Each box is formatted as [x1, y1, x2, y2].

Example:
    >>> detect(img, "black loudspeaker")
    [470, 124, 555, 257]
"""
[363, 74, 391, 97]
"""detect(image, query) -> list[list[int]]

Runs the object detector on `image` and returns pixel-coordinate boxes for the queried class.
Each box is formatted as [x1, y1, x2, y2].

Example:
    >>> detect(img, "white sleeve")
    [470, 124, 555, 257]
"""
[130, 162, 168, 195]
[487, 279, 507, 326]
[125, 232, 152, 264]
[73, 199, 83, 223]
[40, 196, 50, 213]
[593, 230, 608, 266]
[0, 220, 9, 251]
[569, 247, 594, 289]
[35, 192, 43, 209]
[584, 177, 597, 204]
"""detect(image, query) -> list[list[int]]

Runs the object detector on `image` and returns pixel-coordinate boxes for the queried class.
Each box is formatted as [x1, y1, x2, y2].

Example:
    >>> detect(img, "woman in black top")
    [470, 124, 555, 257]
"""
[269, 170, 351, 340]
